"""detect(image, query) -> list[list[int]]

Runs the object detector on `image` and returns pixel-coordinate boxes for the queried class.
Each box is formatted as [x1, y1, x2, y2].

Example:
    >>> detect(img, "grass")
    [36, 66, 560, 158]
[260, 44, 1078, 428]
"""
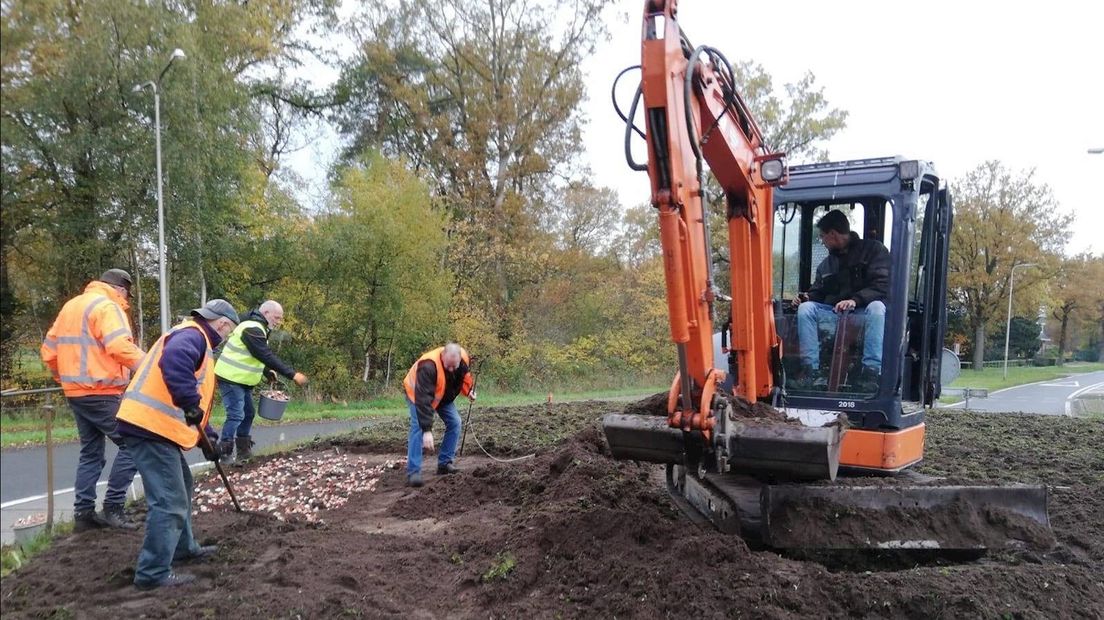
[0, 384, 664, 449]
[1, 521, 74, 578]
[945, 362, 1104, 394]
[481, 552, 517, 582]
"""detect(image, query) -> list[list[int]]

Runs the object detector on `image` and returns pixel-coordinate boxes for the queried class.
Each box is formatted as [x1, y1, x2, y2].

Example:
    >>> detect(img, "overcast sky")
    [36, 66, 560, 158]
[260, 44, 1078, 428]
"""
[288, 1, 1103, 255]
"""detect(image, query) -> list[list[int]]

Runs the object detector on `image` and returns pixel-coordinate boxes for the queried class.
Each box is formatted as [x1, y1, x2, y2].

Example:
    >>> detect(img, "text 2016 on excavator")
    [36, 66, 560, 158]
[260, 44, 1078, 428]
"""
[603, 0, 1050, 553]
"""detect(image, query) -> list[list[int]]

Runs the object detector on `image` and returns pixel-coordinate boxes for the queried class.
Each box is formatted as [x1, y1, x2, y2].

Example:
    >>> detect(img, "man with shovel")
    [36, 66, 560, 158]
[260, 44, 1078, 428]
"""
[213, 300, 307, 464]
[403, 343, 476, 487]
[115, 299, 240, 590]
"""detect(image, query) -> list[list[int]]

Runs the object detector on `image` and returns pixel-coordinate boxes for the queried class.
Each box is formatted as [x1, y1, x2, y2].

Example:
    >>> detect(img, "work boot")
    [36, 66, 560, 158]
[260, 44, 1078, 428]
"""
[407, 472, 424, 488]
[235, 436, 254, 462]
[790, 365, 819, 391]
[437, 463, 460, 475]
[100, 503, 138, 531]
[73, 509, 106, 533]
[175, 545, 218, 563]
[135, 572, 196, 591]
[855, 367, 881, 393]
[218, 440, 236, 466]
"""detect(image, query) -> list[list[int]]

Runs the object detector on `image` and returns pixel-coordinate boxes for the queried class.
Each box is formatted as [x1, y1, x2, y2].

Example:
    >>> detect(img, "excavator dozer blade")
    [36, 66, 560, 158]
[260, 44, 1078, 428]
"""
[761, 484, 1052, 551]
[602, 414, 842, 482]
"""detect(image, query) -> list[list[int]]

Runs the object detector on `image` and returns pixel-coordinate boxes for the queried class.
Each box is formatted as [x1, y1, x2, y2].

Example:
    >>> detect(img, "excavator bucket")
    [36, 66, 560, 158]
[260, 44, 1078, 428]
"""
[601, 413, 842, 481]
[761, 483, 1052, 551]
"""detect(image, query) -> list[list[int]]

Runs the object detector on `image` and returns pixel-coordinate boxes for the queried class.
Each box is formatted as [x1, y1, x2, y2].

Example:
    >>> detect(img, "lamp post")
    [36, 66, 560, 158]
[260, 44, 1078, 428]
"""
[1003, 262, 1037, 380]
[134, 48, 186, 335]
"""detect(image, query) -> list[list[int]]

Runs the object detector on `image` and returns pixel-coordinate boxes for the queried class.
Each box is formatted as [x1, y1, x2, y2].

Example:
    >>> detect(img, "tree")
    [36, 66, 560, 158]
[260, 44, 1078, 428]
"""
[729, 61, 849, 163]
[280, 154, 452, 394]
[0, 0, 335, 380]
[1046, 253, 1099, 365]
[946, 161, 1072, 370]
[334, 0, 615, 344]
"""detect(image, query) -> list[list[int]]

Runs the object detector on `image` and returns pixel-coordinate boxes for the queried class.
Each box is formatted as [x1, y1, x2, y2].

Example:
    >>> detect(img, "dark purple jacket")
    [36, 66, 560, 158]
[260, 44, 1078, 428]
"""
[117, 319, 223, 442]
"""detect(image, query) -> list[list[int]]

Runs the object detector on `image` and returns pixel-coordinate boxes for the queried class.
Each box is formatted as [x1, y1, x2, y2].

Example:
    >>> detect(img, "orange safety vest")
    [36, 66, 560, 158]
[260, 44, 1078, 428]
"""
[116, 320, 215, 449]
[40, 281, 144, 398]
[403, 346, 474, 409]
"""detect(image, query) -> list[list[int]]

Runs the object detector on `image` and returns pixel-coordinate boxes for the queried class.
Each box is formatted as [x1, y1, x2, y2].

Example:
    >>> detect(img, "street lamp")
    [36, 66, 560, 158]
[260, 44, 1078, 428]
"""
[1003, 262, 1037, 380]
[134, 48, 186, 335]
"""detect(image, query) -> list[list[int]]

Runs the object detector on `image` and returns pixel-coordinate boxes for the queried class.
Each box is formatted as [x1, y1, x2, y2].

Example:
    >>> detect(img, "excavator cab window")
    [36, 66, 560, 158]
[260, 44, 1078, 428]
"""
[773, 199, 889, 398]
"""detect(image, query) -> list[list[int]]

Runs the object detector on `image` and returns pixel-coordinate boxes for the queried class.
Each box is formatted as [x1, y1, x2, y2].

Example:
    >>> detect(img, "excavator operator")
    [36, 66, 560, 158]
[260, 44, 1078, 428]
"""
[793, 209, 890, 391]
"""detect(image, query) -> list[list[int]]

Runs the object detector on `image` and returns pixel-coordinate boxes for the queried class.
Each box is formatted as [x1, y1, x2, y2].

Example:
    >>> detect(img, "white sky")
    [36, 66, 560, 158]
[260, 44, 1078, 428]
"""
[582, 1, 1104, 255]
[287, 0, 1104, 255]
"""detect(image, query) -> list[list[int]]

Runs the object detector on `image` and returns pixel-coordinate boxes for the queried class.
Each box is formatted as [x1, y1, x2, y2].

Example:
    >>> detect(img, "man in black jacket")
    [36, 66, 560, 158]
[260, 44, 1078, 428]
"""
[794, 209, 890, 390]
[213, 300, 307, 463]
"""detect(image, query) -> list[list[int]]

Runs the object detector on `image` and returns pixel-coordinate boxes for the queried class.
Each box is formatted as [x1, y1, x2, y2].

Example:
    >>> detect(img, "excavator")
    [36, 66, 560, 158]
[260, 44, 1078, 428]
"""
[602, 0, 1050, 552]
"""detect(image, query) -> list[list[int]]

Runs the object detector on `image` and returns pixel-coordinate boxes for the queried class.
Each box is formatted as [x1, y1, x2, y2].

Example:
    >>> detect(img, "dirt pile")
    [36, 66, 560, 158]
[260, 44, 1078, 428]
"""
[2, 401, 1103, 619]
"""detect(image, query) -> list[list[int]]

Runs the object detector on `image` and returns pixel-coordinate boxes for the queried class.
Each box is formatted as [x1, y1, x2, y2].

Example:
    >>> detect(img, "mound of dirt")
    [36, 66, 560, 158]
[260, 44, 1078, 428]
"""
[2, 400, 1103, 619]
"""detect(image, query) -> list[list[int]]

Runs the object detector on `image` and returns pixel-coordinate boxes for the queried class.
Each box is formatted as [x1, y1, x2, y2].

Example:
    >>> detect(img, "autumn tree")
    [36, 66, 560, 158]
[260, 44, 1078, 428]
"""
[333, 0, 615, 348]
[947, 161, 1072, 369]
[1, 0, 336, 377]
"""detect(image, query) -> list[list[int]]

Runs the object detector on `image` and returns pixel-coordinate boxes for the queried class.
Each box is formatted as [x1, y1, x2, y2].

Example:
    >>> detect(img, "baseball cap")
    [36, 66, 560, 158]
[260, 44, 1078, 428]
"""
[100, 269, 133, 291]
[191, 299, 240, 324]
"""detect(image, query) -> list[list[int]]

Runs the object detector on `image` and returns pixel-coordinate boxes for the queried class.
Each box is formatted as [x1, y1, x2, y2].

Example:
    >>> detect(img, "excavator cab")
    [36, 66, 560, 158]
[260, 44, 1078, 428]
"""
[768, 157, 953, 472]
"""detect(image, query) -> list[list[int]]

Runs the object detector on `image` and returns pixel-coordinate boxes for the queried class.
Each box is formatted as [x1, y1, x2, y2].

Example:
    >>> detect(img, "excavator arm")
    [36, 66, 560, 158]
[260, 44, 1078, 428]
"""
[639, 0, 784, 436]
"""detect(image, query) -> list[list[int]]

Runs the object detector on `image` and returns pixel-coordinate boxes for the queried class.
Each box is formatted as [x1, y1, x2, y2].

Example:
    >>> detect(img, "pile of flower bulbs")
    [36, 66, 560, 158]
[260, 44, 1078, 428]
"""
[194, 452, 404, 523]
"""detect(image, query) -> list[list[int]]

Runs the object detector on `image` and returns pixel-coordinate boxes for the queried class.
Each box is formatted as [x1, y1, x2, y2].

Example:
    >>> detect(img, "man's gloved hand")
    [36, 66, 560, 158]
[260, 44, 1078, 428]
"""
[422, 431, 435, 454]
[468, 389, 477, 402]
[200, 435, 220, 462]
[184, 406, 204, 426]
[265, 368, 279, 382]
[292, 372, 309, 387]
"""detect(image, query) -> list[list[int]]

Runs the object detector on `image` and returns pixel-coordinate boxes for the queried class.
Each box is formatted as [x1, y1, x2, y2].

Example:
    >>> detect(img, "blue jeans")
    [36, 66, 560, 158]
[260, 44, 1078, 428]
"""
[69, 395, 137, 512]
[797, 300, 886, 371]
[124, 436, 202, 586]
[406, 398, 461, 475]
[218, 379, 255, 442]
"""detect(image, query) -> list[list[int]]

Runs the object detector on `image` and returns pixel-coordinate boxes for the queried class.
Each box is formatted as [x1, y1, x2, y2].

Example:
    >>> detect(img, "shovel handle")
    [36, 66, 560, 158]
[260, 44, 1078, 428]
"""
[195, 425, 243, 512]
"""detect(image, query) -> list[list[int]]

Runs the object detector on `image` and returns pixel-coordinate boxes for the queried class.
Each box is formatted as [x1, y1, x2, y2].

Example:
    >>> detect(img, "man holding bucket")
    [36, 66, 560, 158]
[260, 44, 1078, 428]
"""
[213, 300, 307, 464]
[403, 343, 476, 487]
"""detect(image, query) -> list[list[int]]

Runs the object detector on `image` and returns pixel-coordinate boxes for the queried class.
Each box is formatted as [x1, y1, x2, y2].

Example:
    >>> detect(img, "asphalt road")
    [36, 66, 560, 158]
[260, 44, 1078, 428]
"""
[0, 418, 376, 544]
[943, 370, 1104, 415]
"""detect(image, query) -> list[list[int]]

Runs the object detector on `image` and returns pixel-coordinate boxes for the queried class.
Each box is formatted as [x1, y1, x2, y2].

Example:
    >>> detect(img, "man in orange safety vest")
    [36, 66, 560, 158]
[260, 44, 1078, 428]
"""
[41, 269, 145, 531]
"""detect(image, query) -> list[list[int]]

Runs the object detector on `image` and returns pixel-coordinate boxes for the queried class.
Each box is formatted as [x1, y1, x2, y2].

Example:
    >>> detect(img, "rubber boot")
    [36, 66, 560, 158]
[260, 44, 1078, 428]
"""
[235, 436, 254, 463]
[218, 440, 236, 466]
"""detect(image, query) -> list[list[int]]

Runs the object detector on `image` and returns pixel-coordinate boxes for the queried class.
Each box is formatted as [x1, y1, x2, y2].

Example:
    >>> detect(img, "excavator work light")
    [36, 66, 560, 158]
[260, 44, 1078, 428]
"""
[760, 159, 785, 183]
[898, 160, 920, 181]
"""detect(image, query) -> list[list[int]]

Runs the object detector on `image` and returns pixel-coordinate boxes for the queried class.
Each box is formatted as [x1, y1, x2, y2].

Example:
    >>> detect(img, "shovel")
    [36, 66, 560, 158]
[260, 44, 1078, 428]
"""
[194, 425, 243, 512]
[459, 358, 485, 455]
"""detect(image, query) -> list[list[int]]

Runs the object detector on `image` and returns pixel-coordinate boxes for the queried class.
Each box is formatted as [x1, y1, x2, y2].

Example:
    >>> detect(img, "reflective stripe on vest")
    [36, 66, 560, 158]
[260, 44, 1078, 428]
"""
[47, 294, 132, 388]
[403, 347, 471, 408]
[116, 321, 215, 449]
[213, 320, 267, 386]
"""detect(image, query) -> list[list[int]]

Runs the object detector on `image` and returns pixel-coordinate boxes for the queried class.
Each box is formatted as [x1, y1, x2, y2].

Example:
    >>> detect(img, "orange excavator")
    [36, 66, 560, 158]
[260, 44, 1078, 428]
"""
[603, 0, 1050, 551]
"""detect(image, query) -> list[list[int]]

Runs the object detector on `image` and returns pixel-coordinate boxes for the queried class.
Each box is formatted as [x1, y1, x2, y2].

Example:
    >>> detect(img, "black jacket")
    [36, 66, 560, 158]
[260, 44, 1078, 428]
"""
[234, 309, 296, 384]
[413, 358, 470, 432]
[808, 232, 890, 307]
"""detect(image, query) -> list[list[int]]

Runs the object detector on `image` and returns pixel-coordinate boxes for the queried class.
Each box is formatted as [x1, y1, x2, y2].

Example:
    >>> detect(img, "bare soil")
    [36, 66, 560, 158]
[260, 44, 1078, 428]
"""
[2, 401, 1102, 619]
